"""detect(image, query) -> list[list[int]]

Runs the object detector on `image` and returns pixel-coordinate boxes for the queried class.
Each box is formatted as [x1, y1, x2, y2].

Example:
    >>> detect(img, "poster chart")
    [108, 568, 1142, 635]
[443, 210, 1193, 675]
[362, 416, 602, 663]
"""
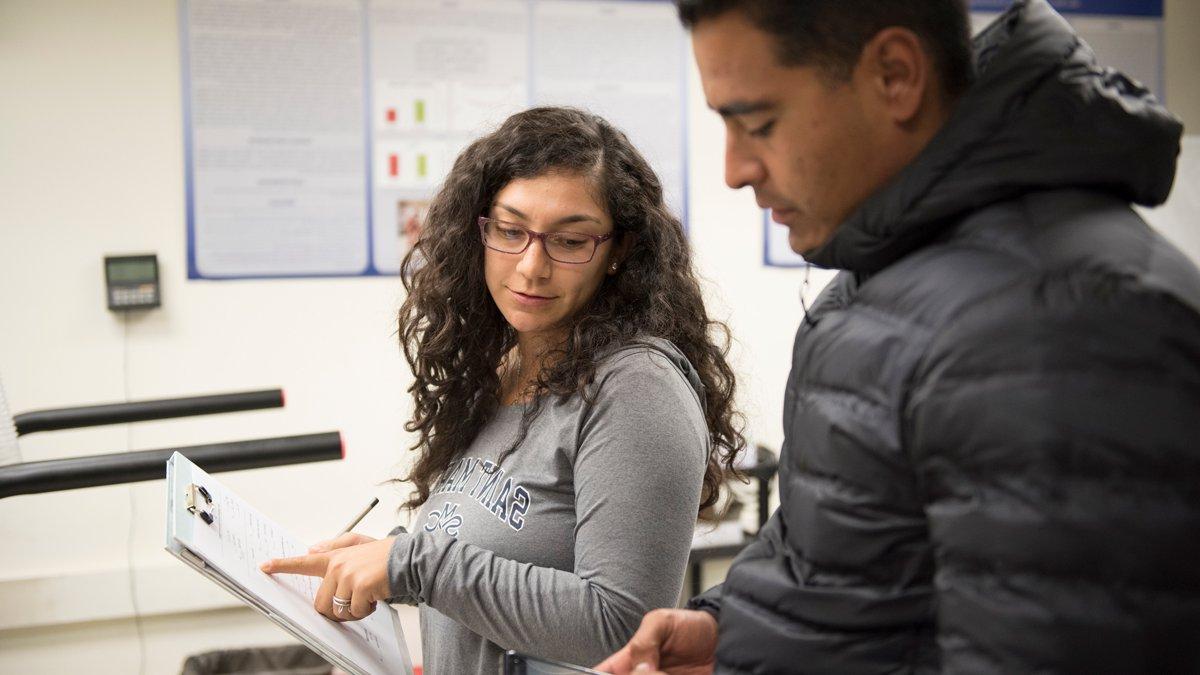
[183, 0, 688, 279]
[764, 0, 1166, 268]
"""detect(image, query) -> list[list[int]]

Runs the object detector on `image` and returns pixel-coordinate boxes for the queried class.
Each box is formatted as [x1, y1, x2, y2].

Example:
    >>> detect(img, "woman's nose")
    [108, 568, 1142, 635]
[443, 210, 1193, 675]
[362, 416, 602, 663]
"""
[515, 235, 553, 279]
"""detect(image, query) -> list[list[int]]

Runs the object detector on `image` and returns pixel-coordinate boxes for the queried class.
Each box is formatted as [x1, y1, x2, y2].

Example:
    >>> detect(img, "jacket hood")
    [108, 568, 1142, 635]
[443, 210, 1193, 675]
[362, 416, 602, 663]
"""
[808, 0, 1183, 274]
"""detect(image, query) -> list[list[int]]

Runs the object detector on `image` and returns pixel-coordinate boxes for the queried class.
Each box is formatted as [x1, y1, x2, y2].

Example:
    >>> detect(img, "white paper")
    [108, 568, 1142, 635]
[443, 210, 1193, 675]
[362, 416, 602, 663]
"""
[532, 0, 688, 220]
[166, 453, 412, 675]
[368, 0, 530, 274]
[185, 0, 369, 277]
[182, 0, 693, 278]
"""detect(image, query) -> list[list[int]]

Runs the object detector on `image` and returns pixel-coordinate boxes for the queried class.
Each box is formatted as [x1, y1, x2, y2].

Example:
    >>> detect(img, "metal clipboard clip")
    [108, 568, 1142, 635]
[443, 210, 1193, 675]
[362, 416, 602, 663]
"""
[185, 483, 215, 525]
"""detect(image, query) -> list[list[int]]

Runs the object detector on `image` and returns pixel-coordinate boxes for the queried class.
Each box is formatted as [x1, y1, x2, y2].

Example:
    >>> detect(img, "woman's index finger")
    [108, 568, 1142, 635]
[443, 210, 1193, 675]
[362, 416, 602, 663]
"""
[259, 553, 328, 576]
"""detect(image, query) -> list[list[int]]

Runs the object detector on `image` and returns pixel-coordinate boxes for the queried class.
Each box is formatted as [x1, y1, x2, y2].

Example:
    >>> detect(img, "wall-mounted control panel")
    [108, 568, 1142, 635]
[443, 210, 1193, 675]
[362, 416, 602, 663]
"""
[105, 254, 160, 310]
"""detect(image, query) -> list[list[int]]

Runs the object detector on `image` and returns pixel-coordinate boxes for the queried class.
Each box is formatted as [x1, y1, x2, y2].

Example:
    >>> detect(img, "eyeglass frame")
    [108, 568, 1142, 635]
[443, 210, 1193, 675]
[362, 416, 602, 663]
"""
[477, 216, 615, 264]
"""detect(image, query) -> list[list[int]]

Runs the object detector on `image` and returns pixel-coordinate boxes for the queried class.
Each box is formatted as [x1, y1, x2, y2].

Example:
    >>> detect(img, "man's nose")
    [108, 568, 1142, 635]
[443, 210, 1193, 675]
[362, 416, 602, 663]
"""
[515, 236, 552, 279]
[725, 134, 765, 190]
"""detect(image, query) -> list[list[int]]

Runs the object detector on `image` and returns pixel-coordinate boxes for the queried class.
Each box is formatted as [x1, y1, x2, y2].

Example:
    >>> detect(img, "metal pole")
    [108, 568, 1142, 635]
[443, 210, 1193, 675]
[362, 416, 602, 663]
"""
[13, 389, 285, 435]
[0, 431, 342, 499]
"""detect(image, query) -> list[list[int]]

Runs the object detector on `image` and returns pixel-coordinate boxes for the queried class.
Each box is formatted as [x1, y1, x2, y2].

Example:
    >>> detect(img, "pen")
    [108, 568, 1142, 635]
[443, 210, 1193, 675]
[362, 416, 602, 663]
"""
[338, 497, 379, 536]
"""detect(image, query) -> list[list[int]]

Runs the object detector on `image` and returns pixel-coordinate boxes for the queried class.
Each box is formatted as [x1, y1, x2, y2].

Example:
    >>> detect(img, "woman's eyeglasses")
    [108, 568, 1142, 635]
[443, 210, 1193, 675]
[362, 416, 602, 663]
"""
[478, 216, 613, 264]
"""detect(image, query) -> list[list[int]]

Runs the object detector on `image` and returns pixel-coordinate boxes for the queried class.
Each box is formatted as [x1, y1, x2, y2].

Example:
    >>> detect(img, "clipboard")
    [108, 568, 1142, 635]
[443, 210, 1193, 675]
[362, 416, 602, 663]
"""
[165, 451, 414, 675]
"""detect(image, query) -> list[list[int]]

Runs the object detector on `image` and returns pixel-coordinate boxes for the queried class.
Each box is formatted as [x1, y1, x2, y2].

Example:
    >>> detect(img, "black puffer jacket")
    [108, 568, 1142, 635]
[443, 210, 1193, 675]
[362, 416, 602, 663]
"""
[695, 1, 1200, 672]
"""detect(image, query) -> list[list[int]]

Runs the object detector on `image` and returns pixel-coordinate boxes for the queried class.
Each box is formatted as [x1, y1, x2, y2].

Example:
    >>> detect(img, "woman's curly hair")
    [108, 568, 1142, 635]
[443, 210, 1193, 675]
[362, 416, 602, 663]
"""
[397, 106, 744, 514]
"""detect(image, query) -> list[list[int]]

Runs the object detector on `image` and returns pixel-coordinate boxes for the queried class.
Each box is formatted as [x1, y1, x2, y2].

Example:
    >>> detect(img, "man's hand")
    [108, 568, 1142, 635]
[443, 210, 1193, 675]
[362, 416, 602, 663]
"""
[595, 609, 718, 675]
[260, 536, 394, 622]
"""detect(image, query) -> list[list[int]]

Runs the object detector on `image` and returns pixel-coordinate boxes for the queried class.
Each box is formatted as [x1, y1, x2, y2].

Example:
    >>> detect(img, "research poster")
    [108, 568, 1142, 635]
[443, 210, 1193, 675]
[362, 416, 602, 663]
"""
[183, 0, 687, 279]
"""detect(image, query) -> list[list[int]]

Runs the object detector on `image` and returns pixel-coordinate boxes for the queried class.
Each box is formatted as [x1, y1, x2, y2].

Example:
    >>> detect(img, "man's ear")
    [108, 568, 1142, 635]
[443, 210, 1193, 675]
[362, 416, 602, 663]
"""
[857, 26, 931, 126]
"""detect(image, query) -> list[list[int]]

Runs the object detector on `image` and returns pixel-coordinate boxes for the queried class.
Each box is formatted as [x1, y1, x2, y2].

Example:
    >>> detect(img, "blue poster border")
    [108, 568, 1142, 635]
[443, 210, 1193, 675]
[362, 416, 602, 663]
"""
[969, 0, 1162, 18]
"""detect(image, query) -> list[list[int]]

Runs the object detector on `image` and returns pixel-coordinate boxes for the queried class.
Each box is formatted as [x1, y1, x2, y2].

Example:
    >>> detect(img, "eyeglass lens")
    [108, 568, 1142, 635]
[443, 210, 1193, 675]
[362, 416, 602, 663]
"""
[482, 220, 598, 264]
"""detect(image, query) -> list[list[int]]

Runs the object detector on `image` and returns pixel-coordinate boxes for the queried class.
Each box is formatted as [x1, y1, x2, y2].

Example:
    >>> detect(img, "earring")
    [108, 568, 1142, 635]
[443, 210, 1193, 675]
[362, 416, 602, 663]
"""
[609, 263, 618, 273]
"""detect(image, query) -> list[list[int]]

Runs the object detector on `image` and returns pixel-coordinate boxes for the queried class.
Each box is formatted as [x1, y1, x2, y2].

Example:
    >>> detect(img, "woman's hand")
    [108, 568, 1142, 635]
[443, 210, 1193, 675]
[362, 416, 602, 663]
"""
[307, 532, 376, 554]
[260, 536, 395, 622]
[594, 609, 718, 675]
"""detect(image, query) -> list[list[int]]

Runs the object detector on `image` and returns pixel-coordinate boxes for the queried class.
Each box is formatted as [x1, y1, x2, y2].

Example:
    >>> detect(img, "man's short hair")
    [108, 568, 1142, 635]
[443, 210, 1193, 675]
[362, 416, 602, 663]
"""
[676, 0, 974, 98]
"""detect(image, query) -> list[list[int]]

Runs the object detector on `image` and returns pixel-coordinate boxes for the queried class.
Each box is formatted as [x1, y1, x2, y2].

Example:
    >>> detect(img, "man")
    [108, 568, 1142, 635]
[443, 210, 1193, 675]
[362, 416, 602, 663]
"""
[599, 0, 1200, 672]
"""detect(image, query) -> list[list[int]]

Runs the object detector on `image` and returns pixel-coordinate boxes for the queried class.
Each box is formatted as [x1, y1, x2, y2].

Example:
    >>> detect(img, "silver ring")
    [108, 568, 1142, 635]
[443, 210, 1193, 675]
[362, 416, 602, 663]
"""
[332, 595, 351, 607]
[334, 604, 346, 616]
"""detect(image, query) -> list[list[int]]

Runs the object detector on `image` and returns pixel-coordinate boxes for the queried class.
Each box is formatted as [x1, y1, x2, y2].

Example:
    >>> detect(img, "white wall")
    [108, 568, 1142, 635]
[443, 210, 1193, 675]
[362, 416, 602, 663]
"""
[1, 1, 1197, 673]
[0, 1, 423, 670]
[1166, 0, 1200, 132]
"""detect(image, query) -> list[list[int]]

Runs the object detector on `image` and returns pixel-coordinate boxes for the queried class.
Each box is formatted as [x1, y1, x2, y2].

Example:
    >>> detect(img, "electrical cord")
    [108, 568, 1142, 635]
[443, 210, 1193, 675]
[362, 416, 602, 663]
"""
[122, 311, 148, 675]
[799, 263, 816, 327]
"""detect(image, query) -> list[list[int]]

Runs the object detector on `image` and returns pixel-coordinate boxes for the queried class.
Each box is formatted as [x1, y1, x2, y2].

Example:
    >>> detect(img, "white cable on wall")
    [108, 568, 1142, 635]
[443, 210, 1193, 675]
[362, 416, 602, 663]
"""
[121, 313, 148, 675]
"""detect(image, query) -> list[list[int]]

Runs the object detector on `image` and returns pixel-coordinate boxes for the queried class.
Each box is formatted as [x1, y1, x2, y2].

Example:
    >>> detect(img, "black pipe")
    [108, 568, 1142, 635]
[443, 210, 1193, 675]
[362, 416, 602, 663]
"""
[0, 431, 341, 499]
[13, 389, 285, 435]
[750, 445, 780, 531]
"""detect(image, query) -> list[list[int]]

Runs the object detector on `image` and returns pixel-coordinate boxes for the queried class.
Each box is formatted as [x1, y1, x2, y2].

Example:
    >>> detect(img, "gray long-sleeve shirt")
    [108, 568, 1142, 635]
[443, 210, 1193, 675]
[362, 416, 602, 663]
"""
[386, 338, 708, 674]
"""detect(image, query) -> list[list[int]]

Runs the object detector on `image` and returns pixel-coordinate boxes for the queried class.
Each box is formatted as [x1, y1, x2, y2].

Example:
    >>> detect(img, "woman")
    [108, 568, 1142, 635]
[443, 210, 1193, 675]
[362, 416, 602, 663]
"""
[263, 107, 743, 673]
